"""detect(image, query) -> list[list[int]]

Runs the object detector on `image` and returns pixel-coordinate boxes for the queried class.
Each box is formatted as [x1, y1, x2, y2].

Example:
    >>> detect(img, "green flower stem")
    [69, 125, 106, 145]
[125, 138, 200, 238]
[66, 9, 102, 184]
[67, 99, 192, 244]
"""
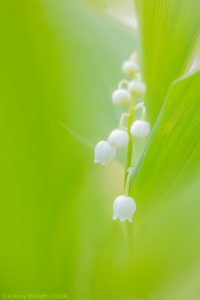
[127, 222, 133, 272]
[119, 112, 129, 129]
[124, 97, 136, 272]
[118, 79, 129, 89]
[141, 105, 146, 120]
[124, 167, 133, 195]
[124, 96, 136, 189]
[134, 102, 146, 120]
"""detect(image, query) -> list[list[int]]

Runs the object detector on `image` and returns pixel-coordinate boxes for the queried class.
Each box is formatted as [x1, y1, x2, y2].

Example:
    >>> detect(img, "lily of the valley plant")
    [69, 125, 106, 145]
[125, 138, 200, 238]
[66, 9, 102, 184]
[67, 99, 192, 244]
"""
[94, 53, 150, 223]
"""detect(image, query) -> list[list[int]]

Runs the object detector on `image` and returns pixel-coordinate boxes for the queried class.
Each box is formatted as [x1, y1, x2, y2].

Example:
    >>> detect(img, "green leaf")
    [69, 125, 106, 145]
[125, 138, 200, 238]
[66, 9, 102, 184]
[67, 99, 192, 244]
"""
[130, 168, 200, 299]
[135, 0, 200, 124]
[127, 70, 200, 297]
[132, 70, 200, 204]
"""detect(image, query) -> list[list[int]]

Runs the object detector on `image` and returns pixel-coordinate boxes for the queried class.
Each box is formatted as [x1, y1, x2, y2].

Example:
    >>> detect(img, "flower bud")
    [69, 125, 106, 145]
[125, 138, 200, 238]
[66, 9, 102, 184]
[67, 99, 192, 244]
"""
[113, 195, 136, 223]
[112, 89, 131, 106]
[131, 120, 150, 138]
[122, 60, 139, 77]
[108, 129, 129, 148]
[130, 52, 138, 62]
[94, 140, 116, 165]
[128, 80, 146, 96]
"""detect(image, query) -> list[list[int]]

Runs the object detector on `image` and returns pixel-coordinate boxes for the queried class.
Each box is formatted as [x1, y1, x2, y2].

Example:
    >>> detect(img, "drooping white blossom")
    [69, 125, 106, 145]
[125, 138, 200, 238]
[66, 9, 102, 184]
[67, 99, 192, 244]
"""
[122, 60, 139, 77]
[108, 129, 129, 149]
[131, 120, 150, 138]
[128, 80, 146, 96]
[112, 89, 131, 106]
[93, 52, 148, 223]
[94, 140, 116, 165]
[112, 195, 136, 223]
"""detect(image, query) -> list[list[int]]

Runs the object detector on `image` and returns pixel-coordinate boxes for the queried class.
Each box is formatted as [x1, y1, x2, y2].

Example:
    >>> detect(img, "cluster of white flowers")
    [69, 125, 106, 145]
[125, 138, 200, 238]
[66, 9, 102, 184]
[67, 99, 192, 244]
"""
[94, 52, 150, 223]
[94, 128, 129, 165]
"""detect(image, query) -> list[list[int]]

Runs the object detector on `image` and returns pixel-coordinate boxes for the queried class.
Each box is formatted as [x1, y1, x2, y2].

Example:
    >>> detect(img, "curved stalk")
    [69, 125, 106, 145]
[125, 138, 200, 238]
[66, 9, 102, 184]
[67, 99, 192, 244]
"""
[124, 97, 136, 188]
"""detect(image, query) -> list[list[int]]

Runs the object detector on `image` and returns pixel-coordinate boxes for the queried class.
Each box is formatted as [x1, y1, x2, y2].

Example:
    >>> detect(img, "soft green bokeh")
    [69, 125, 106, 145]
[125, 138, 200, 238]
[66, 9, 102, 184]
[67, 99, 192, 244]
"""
[135, 0, 200, 124]
[1, 0, 200, 299]
[131, 70, 200, 298]
[0, 0, 135, 298]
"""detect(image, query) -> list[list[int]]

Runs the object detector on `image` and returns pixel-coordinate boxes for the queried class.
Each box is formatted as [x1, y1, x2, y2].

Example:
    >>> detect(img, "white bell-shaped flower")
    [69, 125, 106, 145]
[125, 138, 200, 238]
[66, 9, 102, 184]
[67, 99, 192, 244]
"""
[108, 129, 129, 149]
[94, 140, 116, 165]
[131, 120, 150, 138]
[113, 195, 136, 223]
[122, 60, 139, 77]
[112, 89, 131, 106]
[128, 80, 146, 96]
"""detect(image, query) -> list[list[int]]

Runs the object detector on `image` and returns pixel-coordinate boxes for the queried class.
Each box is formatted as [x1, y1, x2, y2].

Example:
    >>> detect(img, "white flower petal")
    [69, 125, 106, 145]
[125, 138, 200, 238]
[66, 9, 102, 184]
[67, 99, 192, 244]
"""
[112, 195, 136, 223]
[108, 129, 129, 148]
[131, 120, 150, 138]
[94, 141, 116, 165]
[112, 89, 131, 106]
[122, 60, 139, 77]
[128, 80, 146, 96]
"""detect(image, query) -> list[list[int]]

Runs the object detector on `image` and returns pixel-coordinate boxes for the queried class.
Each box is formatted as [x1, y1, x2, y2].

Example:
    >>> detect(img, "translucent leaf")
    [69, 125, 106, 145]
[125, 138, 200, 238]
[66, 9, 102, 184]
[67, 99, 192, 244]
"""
[128, 70, 200, 297]
[132, 70, 200, 205]
[135, 0, 200, 124]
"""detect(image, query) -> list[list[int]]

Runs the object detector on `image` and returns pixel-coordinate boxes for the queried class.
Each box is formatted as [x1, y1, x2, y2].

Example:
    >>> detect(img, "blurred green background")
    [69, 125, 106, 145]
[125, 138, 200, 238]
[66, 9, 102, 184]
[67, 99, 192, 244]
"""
[0, 0, 135, 298]
[1, 0, 200, 299]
